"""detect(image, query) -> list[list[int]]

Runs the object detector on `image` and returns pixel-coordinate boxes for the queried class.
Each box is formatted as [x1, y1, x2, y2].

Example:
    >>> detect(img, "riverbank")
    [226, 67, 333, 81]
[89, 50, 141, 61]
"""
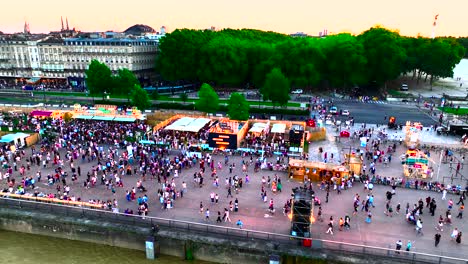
[0, 229, 209, 264]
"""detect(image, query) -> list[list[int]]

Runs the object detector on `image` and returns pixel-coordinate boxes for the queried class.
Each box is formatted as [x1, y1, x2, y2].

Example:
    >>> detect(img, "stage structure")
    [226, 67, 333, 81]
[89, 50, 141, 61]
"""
[289, 187, 315, 238]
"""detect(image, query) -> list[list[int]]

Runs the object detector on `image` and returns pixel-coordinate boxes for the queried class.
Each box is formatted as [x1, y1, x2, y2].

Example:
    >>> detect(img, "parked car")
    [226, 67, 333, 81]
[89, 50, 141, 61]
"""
[291, 89, 303, 94]
[400, 84, 408, 91]
[436, 127, 450, 136]
[340, 130, 350, 137]
[329, 106, 338, 114]
[342, 109, 350, 116]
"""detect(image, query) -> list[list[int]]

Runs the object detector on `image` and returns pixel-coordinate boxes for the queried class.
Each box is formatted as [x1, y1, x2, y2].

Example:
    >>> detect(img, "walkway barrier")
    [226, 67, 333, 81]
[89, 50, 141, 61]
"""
[0, 196, 466, 264]
[0, 193, 103, 209]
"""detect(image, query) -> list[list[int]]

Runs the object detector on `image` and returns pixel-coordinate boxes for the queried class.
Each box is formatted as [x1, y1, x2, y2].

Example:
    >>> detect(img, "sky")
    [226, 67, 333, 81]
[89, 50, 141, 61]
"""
[1, 0, 468, 37]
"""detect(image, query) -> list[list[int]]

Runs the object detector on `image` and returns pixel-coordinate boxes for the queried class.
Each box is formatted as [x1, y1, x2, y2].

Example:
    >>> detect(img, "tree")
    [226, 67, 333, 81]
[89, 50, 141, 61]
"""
[420, 38, 465, 90]
[114, 68, 140, 95]
[179, 92, 188, 102]
[227, 93, 249, 120]
[131, 84, 151, 111]
[261, 68, 290, 107]
[151, 90, 160, 100]
[358, 27, 407, 90]
[63, 112, 73, 123]
[195, 83, 219, 114]
[85, 59, 113, 95]
[323, 34, 367, 90]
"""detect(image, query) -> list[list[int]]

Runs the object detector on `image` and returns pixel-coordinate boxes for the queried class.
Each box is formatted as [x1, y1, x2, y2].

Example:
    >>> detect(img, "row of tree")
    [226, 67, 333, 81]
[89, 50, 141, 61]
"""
[196, 83, 250, 120]
[156, 27, 466, 92]
[85, 60, 140, 96]
[85, 60, 152, 110]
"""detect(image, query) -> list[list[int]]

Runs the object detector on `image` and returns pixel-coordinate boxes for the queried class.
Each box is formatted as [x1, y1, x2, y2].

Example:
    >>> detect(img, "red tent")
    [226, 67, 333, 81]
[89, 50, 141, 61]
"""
[30, 110, 53, 117]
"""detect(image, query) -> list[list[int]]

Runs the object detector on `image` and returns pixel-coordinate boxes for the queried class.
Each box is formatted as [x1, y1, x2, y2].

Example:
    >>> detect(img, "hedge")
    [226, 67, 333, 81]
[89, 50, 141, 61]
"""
[91, 101, 308, 116]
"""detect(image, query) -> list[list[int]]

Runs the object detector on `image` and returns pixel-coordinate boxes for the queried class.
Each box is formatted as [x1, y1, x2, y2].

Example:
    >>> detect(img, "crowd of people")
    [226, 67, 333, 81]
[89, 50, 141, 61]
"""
[0, 104, 466, 258]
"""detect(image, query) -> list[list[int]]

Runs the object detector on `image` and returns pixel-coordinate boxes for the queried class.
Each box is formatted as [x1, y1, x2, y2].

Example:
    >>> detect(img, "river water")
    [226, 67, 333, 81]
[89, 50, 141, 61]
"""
[0, 230, 208, 264]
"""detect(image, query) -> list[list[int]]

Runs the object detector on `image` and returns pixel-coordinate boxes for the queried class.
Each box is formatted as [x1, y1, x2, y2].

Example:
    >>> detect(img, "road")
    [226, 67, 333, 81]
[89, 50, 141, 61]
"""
[324, 99, 437, 126]
[0, 91, 437, 126]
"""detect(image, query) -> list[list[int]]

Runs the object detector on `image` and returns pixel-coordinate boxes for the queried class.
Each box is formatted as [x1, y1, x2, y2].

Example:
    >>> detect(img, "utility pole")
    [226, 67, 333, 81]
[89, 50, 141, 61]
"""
[436, 150, 443, 181]
[431, 14, 439, 39]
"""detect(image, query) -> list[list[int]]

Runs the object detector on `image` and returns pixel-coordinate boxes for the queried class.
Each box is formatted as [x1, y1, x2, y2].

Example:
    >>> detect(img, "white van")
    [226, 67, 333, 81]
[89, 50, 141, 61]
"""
[400, 84, 408, 91]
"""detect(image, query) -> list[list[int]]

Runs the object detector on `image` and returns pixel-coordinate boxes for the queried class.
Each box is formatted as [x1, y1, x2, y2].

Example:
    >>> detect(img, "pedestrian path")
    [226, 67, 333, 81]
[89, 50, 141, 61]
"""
[332, 98, 387, 104]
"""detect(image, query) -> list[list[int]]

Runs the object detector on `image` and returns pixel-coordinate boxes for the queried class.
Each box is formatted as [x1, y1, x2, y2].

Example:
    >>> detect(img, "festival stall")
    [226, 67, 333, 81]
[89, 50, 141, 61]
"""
[0, 132, 31, 148]
[288, 159, 349, 184]
[344, 154, 363, 175]
[402, 148, 431, 179]
[71, 104, 144, 122]
[248, 122, 270, 137]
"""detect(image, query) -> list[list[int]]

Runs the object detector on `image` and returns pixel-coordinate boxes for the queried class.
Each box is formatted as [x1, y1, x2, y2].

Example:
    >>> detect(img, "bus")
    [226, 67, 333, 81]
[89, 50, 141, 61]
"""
[144, 84, 195, 95]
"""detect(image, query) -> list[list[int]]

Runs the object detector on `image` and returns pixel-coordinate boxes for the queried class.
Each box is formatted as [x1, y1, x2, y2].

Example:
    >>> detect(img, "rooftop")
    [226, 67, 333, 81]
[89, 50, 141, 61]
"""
[124, 24, 156, 36]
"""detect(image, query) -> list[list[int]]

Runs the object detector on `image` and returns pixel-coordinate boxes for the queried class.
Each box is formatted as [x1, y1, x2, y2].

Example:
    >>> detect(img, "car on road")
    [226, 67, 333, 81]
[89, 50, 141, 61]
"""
[400, 84, 409, 91]
[341, 109, 350, 116]
[325, 115, 333, 125]
[329, 106, 338, 114]
[291, 89, 303, 94]
[436, 127, 450, 136]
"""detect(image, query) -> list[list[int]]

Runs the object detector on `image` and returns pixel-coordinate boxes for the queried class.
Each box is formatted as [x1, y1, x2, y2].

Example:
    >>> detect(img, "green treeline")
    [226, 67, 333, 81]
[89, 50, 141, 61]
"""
[156, 27, 466, 92]
[457, 38, 468, 57]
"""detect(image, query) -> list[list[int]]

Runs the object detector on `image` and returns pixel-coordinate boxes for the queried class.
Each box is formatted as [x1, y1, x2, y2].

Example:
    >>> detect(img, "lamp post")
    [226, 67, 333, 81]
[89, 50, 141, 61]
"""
[42, 86, 46, 108]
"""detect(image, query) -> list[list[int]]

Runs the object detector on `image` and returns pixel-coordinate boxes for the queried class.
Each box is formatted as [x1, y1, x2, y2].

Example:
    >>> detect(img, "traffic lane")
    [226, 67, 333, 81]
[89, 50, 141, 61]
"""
[332, 102, 436, 125]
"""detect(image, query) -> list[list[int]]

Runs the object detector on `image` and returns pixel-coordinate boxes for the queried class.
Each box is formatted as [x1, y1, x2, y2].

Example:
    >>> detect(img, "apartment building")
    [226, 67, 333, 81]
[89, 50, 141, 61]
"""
[0, 23, 162, 88]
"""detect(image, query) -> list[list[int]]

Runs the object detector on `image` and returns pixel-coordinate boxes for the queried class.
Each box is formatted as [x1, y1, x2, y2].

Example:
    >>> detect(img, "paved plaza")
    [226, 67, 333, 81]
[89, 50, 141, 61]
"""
[0, 121, 466, 260]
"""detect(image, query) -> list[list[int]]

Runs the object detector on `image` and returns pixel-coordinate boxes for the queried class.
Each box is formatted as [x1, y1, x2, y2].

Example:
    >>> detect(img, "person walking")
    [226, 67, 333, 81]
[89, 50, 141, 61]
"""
[456, 232, 462, 244]
[406, 241, 412, 252]
[339, 217, 344, 231]
[451, 228, 459, 241]
[457, 192, 465, 205]
[236, 219, 243, 229]
[317, 206, 323, 222]
[224, 208, 231, 222]
[216, 211, 222, 223]
[395, 240, 403, 254]
[205, 209, 210, 221]
[456, 205, 464, 219]
[344, 215, 351, 230]
[416, 219, 423, 235]
[434, 233, 441, 247]
[326, 220, 334, 235]
[442, 189, 447, 200]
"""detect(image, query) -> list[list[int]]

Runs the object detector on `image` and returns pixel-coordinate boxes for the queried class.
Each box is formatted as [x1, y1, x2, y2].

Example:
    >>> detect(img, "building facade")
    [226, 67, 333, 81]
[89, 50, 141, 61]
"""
[62, 37, 158, 87]
[0, 23, 162, 88]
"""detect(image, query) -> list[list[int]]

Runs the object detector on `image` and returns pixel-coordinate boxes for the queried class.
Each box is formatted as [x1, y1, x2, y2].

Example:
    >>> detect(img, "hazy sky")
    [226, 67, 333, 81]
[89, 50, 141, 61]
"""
[2, 0, 467, 37]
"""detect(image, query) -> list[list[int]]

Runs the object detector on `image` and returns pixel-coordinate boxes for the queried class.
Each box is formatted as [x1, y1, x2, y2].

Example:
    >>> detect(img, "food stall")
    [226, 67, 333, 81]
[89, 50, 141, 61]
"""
[288, 159, 349, 184]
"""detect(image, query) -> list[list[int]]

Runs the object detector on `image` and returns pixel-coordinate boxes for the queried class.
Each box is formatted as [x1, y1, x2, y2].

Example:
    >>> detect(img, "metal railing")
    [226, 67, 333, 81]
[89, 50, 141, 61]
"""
[0, 196, 466, 264]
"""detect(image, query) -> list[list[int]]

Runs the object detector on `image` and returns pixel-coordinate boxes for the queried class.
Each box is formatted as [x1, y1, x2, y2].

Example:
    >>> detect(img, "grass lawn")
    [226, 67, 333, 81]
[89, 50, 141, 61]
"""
[387, 89, 413, 98]
[153, 95, 301, 107]
[437, 106, 468, 115]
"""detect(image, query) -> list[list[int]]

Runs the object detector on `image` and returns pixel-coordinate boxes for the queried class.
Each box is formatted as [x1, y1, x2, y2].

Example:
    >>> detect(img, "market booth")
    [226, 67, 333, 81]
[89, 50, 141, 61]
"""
[344, 154, 363, 175]
[288, 159, 349, 183]
[72, 104, 144, 122]
[0, 132, 31, 148]
[402, 149, 431, 179]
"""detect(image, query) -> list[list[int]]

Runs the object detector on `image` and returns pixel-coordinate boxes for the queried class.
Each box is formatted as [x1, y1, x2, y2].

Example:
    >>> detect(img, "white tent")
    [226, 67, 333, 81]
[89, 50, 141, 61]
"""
[249, 123, 268, 133]
[165, 117, 211, 132]
[271, 123, 286, 134]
